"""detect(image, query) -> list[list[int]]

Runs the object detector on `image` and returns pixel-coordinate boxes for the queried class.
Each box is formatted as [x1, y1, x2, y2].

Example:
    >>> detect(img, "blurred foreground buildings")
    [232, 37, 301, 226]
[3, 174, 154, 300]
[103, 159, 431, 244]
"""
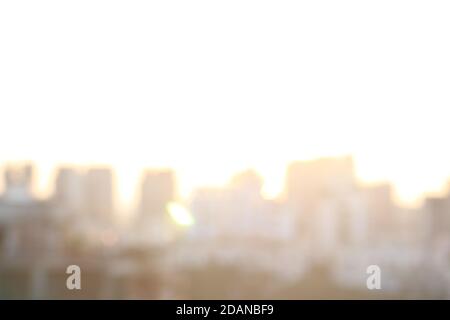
[1, 158, 450, 299]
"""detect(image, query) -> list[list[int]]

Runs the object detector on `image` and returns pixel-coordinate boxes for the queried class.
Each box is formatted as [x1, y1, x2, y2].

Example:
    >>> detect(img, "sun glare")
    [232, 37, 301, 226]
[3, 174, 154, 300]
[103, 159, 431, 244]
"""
[167, 202, 195, 227]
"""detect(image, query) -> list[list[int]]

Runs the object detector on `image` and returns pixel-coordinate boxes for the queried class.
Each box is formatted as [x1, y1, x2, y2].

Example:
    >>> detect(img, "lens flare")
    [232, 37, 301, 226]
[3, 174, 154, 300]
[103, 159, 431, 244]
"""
[167, 202, 195, 226]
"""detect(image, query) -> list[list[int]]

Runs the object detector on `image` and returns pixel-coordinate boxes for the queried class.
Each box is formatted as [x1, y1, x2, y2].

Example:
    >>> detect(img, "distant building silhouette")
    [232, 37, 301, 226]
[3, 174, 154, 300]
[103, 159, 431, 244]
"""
[134, 169, 176, 245]
[229, 169, 263, 199]
[0, 164, 52, 262]
[285, 156, 356, 213]
[139, 169, 175, 217]
[362, 183, 395, 241]
[284, 156, 367, 264]
[85, 167, 114, 221]
[424, 195, 450, 243]
[53, 167, 84, 217]
[3, 164, 34, 203]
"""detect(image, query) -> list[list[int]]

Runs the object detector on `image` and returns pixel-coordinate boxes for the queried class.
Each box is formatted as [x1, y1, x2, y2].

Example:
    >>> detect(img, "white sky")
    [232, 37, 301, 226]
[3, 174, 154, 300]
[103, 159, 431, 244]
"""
[1, 1, 450, 207]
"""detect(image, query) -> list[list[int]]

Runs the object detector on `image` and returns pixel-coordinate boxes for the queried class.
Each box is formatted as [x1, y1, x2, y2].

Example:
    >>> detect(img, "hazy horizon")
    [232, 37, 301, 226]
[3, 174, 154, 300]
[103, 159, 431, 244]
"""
[0, 157, 448, 211]
[2, 1, 450, 209]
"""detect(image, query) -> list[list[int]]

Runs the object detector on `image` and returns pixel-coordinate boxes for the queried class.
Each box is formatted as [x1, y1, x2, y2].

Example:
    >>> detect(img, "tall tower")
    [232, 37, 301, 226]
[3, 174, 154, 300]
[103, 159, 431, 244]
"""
[53, 167, 84, 216]
[140, 169, 175, 217]
[284, 156, 358, 263]
[285, 156, 356, 213]
[3, 164, 34, 203]
[85, 167, 114, 221]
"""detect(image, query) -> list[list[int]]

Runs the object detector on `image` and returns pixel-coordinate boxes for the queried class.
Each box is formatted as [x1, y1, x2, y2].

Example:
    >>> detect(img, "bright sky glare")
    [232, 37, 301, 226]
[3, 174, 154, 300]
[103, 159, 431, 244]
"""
[1, 1, 450, 207]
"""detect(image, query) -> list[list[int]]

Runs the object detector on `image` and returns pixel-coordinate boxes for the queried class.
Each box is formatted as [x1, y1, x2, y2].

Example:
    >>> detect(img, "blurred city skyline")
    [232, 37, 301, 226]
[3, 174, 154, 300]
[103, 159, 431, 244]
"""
[2, 154, 450, 299]
[0, 156, 449, 212]
[2, 1, 450, 210]
[1, 0, 450, 300]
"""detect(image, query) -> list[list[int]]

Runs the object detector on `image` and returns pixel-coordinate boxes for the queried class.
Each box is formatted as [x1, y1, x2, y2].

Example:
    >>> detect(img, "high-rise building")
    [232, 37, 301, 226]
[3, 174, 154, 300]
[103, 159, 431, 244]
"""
[285, 156, 356, 213]
[229, 169, 263, 202]
[424, 195, 450, 243]
[53, 167, 84, 216]
[0, 164, 52, 260]
[3, 164, 34, 203]
[135, 169, 176, 245]
[139, 169, 175, 217]
[85, 167, 114, 220]
[362, 183, 395, 241]
[284, 156, 361, 263]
